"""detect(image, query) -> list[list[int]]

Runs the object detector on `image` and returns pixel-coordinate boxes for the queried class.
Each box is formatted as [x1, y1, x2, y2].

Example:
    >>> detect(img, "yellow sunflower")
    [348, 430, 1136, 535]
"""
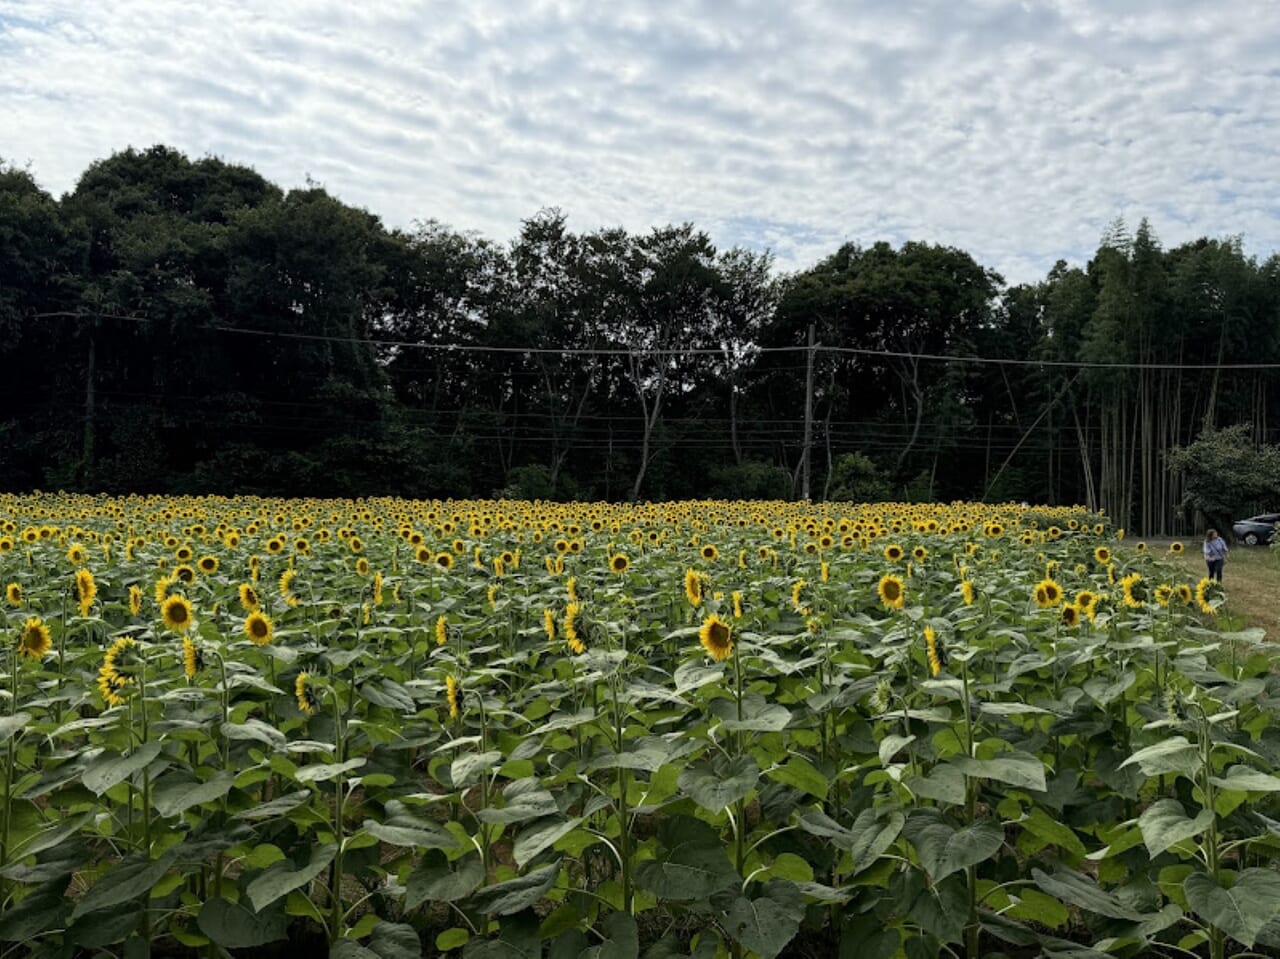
[244, 611, 273, 645]
[5, 583, 22, 608]
[182, 636, 202, 680]
[446, 675, 460, 719]
[878, 573, 906, 610]
[128, 585, 143, 616]
[1033, 578, 1062, 608]
[609, 554, 630, 574]
[924, 625, 942, 676]
[197, 555, 219, 575]
[161, 594, 194, 633]
[960, 579, 975, 606]
[18, 617, 51, 660]
[296, 672, 318, 715]
[74, 568, 97, 617]
[684, 568, 703, 607]
[435, 615, 448, 646]
[239, 583, 260, 611]
[698, 613, 734, 662]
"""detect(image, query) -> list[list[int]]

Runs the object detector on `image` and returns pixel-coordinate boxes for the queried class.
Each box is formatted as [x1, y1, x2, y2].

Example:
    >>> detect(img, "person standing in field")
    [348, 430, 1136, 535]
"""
[1203, 529, 1228, 582]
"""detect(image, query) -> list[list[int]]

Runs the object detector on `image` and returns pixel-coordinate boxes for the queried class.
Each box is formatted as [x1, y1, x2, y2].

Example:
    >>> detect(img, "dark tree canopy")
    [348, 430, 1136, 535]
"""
[3, 146, 1280, 532]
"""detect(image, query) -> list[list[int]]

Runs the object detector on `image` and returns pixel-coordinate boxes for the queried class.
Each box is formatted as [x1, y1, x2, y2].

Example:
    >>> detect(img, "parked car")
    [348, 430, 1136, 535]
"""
[1232, 513, 1280, 545]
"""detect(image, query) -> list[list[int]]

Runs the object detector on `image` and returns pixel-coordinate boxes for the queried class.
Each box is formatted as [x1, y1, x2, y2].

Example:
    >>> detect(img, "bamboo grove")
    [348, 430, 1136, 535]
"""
[5, 148, 1280, 533]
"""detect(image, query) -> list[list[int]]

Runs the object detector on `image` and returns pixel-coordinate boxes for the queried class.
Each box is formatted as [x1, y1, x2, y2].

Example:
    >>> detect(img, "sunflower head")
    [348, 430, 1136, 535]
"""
[18, 617, 51, 660]
[244, 611, 273, 646]
[960, 579, 975, 606]
[684, 568, 703, 607]
[296, 672, 319, 715]
[884, 544, 904, 562]
[698, 613, 734, 662]
[128, 585, 143, 616]
[446, 675, 460, 719]
[878, 573, 906, 610]
[5, 583, 22, 608]
[239, 583, 260, 611]
[1060, 603, 1080, 628]
[161, 594, 195, 633]
[182, 636, 203, 680]
[75, 568, 97, 617]
[197, 555, 219, 574]
[1033, 578, 1062, 608]
[610, 554, 630, 574]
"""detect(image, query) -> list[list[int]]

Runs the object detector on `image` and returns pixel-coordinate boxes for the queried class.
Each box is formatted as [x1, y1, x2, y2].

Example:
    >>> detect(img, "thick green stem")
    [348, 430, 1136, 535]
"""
[330, 680, 346, 943]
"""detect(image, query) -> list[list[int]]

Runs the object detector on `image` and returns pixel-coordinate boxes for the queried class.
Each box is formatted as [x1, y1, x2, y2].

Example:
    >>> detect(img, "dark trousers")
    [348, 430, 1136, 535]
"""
[1207, 559, 1224, 582]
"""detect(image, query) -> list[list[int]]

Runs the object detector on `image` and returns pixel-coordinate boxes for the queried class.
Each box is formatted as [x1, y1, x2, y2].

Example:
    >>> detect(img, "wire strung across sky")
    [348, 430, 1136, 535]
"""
[29, 310, 1280, 371]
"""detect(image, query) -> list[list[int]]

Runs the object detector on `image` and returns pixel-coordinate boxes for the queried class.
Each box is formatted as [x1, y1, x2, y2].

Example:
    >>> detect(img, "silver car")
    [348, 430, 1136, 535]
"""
[1232, 513, 1280, 546]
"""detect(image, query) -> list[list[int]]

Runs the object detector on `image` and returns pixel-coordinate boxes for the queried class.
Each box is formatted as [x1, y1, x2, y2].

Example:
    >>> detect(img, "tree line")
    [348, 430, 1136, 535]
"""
[3, 145, 1279, 533]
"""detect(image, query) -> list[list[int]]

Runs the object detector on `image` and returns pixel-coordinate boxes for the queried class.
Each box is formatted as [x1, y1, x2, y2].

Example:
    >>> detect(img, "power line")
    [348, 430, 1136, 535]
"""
[29, 310, 1280, 371]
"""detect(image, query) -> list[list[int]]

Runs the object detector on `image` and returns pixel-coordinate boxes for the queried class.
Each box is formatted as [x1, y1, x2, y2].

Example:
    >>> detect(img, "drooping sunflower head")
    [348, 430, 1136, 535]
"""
[18, 616, 51, 660]
[698, 613, 734, 662]
[960, 579, 975, 606]
[446, 675, 460, 719]
[75, 568, 97, 617]
[244, 611, 273, 646]
[924, 624, 943, 676]
[161, 594, 194, 633]
[684, 568, 703, 607]
[5, 583, 22, 608]
[878, 573, 906, 610]
[182, 636, 203, 680]
[279, 569, 298, 607]
[296, 672, 319, 715]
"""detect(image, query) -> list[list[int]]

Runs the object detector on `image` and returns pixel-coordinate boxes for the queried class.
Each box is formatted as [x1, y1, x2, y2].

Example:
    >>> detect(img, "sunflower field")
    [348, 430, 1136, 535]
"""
[1, 493, 1276, 959]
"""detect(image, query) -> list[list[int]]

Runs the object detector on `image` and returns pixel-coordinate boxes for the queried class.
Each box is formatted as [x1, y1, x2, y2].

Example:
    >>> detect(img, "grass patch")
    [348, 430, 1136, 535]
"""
[1166, 542, 1280, 638]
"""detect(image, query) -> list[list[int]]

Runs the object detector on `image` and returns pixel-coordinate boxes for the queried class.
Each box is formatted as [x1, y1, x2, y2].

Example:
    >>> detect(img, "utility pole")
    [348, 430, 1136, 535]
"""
[801, 322, 816, 501]
[83, 313, 97, 488]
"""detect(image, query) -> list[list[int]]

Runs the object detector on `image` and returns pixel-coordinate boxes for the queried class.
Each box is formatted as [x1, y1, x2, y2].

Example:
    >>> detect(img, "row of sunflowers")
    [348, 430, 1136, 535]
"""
[0, 493, 1268, 959]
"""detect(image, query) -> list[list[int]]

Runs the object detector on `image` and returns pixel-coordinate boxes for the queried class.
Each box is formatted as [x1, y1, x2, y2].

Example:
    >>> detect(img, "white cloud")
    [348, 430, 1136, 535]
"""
[3, 0, 1280, 281]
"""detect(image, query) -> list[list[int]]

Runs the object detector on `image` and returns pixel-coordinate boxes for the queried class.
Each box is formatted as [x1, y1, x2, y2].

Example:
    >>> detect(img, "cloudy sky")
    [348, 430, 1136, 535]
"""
[3, 0, 1279, 282]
